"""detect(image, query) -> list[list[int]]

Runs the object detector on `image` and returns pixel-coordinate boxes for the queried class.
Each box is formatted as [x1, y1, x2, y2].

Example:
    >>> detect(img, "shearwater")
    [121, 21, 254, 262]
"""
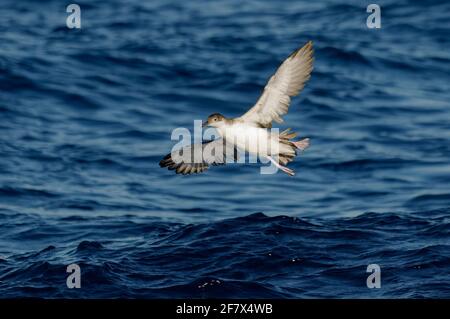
[160, 41, 314, 176]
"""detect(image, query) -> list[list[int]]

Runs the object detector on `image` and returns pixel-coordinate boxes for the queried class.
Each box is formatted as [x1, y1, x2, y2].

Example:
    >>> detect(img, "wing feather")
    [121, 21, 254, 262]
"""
[159, 139, 238, 175]
[239, 41, 314, 128]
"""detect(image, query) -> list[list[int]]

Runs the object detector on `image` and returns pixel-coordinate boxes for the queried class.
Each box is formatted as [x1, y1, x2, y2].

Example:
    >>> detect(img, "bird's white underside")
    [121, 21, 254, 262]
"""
[217, 124, 292, 158]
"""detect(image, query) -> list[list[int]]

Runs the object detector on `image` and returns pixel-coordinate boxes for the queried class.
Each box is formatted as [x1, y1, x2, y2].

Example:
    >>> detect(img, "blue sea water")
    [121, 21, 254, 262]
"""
[0, 0, 449, 298]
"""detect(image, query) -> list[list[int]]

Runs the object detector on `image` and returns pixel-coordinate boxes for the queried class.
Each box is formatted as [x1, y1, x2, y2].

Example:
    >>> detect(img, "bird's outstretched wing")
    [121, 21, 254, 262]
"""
[159, 139, 238, 175]
[239, 41, 314, 128]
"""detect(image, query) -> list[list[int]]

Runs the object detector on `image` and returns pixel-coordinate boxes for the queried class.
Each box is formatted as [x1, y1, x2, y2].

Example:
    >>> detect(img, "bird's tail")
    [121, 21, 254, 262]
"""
[292, 138, 310, 151]
[278, 128, 310, 166]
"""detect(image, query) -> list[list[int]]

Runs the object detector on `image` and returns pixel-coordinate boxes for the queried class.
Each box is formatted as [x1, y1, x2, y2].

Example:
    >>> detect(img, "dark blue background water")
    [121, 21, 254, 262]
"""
[0, 0, 449, 298]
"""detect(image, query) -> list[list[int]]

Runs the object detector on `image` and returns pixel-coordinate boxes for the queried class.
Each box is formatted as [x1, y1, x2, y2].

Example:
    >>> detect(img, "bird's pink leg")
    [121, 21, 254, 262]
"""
[267, 156, 295, 176]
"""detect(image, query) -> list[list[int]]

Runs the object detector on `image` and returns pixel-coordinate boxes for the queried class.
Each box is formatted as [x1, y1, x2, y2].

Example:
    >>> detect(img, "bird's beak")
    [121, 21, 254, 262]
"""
[202, 121, 208, 127]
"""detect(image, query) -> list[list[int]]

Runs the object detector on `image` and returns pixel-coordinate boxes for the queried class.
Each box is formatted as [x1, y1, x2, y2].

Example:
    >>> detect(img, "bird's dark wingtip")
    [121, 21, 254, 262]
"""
[159, 153, 172, 168]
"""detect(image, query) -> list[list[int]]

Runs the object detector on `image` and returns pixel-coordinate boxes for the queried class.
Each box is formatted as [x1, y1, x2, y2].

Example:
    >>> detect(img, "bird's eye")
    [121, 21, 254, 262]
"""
[214, 118, 217, 121]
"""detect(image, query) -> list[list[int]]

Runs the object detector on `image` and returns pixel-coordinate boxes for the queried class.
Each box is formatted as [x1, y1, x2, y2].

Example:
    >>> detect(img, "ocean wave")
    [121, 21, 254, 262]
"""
[0, 209, 449, 298]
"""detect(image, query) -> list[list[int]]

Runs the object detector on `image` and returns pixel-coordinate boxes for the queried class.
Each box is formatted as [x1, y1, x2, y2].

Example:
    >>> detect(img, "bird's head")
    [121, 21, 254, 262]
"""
[203, 113, 227, 128]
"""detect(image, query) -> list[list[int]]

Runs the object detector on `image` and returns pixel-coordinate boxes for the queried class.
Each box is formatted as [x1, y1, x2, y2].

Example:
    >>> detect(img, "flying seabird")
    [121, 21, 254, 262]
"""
[160, 41, 314, 176]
